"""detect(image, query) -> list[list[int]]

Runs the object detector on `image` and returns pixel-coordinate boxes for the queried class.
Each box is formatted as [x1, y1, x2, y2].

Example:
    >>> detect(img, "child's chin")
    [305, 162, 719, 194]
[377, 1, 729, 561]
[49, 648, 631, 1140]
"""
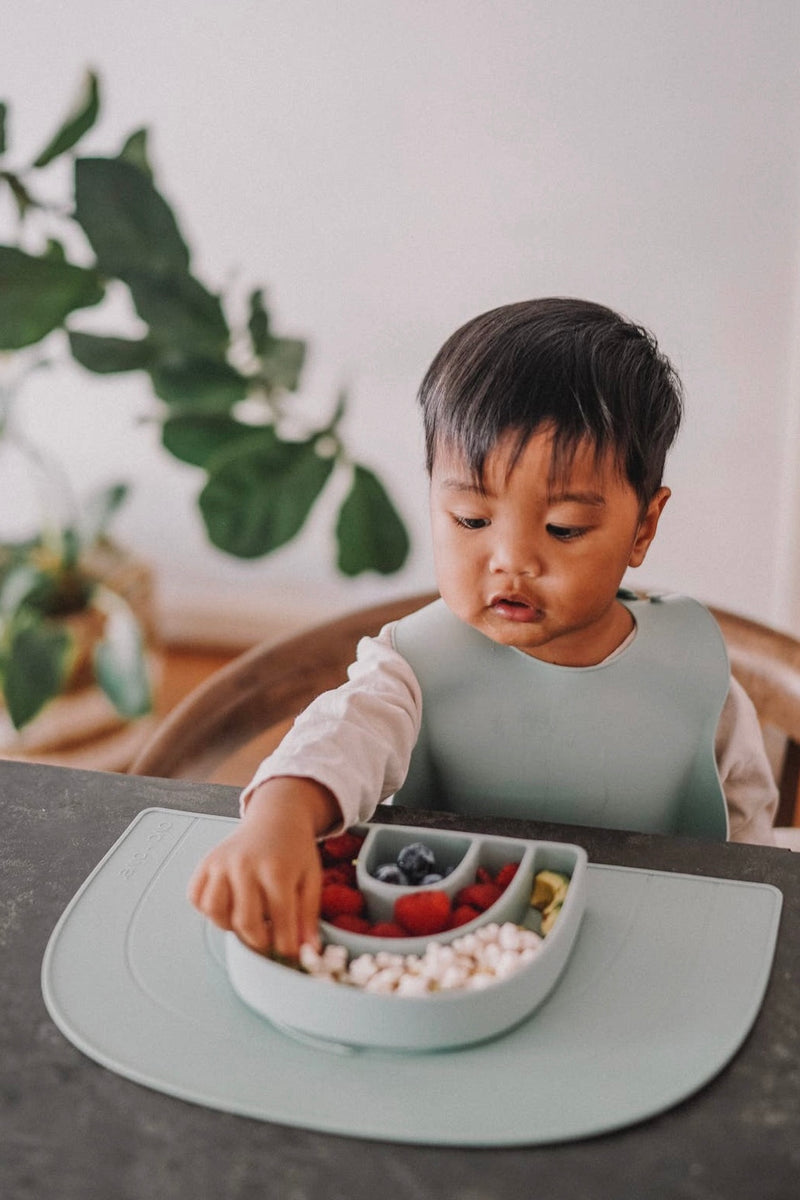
[477, 613, 548, 650]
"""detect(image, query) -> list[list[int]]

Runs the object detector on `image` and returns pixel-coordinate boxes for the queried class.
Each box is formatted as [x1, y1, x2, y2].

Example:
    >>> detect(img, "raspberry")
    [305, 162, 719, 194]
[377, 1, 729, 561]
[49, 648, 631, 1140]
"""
[322, 863, 357, 887]
[454, 882, 503, 912]
[368, 921, 408, 938]
[320, 883, 365, 919]
[494, 862, 519, 890]
[328, 914, 371, 934]
[448, 904, 481, 929]
[393, 890, 452, 936]
[321, 831, 365, 864]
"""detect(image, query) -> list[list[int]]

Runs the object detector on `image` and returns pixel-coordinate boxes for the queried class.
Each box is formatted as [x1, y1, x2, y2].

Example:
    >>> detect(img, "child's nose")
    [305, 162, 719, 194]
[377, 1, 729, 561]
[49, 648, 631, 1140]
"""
[488, 528, 543, 577]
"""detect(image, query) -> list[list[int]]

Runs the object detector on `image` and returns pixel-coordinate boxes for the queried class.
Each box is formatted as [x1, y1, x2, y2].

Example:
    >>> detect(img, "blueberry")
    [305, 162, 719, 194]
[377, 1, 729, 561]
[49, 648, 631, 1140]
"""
[421, 873, 443, 885]
[374, 862, 408, 885]
[397, 842, 437, 884]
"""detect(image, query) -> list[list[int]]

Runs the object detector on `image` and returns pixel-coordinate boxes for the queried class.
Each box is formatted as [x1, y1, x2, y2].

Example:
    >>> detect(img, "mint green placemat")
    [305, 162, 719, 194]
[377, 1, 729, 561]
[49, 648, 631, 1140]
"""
[41, 809, 782, 1146]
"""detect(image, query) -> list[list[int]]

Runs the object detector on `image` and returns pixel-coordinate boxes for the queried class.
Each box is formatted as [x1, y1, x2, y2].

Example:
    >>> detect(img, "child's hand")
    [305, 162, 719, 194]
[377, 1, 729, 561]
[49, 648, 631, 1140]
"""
[187, 777, 339, 959]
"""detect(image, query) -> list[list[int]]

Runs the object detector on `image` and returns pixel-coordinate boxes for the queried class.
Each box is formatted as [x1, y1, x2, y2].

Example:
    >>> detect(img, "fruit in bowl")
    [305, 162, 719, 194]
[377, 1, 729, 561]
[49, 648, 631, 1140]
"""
[320, 840, 523, 938]
[224, 824, 588, 1051]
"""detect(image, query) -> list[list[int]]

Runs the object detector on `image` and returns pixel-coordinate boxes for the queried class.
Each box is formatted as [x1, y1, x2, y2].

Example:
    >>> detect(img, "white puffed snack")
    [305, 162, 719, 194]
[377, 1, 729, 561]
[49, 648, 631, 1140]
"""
[300, 920, 544, 997]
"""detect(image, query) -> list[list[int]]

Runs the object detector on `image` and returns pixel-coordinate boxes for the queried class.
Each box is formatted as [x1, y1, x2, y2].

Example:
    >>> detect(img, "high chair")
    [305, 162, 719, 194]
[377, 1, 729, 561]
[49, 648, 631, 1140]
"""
[129, 592, 800, 846]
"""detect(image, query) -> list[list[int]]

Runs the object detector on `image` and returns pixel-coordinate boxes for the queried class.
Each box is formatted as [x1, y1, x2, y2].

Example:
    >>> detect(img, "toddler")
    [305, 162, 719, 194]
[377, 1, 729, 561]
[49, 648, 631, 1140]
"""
[189, 298, 777, 957]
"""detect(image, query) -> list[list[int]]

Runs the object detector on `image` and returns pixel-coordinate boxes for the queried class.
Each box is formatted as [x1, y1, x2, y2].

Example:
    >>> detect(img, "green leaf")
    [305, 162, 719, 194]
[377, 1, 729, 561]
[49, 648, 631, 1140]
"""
[162, 414, 265, 468]
[44, 238, 66, 261]
[0, 245, 104, 349]
[335, 465, 410, 576]
[118, 128, 152, 179]
[60, 527, 81, 572]
[0, 170, 34, 220]
[74, 156, 190, 280]
[199, 437, 335, 558]
[248, 288, 269, 357]
[0, 558, 73, 616]
[127, 270, 230, 357]
[93, 602, 151, 718]
[149, 355, 247, 410]
[0, 102, 7, 156]
[328, 388, 347, 432]
[260, 335, 306, 392]
[68, 331, 153, 374]
[2, 622, 72, 728]
[33, 70, 100, 168]
[77, 482, 129, 548]
[0, 563, 46, 617]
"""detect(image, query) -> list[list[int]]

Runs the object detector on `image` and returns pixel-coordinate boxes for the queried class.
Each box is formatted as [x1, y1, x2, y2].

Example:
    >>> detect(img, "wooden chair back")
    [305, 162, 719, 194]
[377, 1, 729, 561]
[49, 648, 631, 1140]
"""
[707, 606, 800, 826]
[129, 593, 800, 827]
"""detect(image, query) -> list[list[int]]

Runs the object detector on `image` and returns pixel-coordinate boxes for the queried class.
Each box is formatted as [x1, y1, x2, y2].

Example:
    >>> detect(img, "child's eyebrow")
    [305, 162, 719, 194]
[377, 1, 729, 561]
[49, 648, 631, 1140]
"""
[547, 490, 606, 507]
[438, 478, 487, 495]
[438, 479, 607, 506]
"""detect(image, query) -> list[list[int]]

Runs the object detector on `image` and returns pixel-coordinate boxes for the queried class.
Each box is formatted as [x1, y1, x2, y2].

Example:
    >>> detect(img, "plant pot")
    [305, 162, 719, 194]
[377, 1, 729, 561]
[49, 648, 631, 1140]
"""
[0, 544, 163, 771]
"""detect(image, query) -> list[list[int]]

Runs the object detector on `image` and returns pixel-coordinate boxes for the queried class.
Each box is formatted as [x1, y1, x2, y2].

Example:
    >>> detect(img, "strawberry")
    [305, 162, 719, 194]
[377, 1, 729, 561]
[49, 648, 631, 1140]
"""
[320, 883, 365, 920]
[494, 862, 519, 890]
[455, 882, 503, 912]
[329, 914, 371, 934]
[448, 904, 481, 929]
[475, 866, 494, 885]
[321, 831, 365, 864]
[393, 889, 452, 936]
[368, 921, 408, 939]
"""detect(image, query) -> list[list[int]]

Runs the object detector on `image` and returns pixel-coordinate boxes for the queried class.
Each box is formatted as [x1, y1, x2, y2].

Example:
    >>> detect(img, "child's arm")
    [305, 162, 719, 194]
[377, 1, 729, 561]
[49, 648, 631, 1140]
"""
[187, 775, 340, 959]
[716, 677, 778, 844]
[240, 625, 422, 830]
[188, 624, 423, 956]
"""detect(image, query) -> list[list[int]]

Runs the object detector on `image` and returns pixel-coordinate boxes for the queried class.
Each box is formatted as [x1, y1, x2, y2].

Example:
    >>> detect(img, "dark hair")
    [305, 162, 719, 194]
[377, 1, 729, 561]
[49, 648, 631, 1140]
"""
[418, 298, 683, 505]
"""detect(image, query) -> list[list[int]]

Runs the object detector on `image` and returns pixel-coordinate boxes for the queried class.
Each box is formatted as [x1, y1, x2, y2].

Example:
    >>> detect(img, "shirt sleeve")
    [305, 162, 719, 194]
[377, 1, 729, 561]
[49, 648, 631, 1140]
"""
[716, 676, 778, 846]
[239, 622, 422, 832]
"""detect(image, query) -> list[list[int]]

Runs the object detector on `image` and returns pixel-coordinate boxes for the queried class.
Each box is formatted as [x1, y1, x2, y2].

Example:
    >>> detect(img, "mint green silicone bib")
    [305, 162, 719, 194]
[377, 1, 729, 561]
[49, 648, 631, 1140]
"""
[392, 595, 729, 839]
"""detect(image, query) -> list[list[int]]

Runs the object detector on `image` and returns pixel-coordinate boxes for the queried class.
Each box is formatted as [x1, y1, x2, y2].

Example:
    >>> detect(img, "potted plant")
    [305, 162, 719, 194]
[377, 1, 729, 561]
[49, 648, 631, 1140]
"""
[0, 469, 154, 753]
[0, 70, 409, 744]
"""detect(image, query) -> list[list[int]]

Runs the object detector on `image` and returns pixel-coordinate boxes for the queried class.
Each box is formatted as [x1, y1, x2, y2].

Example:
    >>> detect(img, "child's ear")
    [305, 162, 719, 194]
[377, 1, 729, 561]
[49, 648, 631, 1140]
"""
[629, 487, 670, 567]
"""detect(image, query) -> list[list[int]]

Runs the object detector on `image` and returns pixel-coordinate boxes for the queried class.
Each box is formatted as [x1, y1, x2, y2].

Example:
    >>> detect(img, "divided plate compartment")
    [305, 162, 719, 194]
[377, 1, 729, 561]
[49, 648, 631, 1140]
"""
[225, 824, 588, 1051]
[326, 823, 533, 955]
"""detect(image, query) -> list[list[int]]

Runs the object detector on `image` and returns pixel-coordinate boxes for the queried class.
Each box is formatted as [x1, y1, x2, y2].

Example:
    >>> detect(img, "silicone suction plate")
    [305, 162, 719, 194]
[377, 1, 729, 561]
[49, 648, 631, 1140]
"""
[225, 824, 587, 1051]
[40, 810, 784, 1146]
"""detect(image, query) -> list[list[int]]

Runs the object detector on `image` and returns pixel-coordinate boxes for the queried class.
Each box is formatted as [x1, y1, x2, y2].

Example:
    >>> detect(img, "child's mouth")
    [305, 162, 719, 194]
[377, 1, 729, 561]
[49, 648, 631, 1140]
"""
[490, 596, 544, 623]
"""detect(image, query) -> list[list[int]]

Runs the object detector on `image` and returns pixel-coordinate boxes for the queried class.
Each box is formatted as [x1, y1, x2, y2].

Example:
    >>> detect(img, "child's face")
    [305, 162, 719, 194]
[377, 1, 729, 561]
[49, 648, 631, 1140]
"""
[429, 428, 669, 667]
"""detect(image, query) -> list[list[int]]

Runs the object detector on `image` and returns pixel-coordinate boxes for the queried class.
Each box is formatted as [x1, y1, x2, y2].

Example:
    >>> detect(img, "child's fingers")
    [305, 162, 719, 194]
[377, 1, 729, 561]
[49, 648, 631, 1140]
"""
[297, 870, 323, 952]
[267, 854, 323, 957]
[258, 860, 306, 959]
[230, 870, 272, 953]
[188, 862, 234, 930]
[186, 822, 325, 960]
[186, 858, 210, 908]
[270, 885, 301, 960]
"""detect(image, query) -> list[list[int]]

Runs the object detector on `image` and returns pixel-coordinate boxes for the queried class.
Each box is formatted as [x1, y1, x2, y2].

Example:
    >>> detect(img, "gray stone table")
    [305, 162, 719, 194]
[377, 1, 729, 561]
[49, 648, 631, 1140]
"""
[2, 759, 798, 1200]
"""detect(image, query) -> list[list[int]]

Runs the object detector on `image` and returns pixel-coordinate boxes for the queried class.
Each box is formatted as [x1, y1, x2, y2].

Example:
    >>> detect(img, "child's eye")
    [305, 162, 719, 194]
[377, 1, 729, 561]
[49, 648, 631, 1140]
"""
[547, 524, 587, 541]
[454, 515, 490, 530]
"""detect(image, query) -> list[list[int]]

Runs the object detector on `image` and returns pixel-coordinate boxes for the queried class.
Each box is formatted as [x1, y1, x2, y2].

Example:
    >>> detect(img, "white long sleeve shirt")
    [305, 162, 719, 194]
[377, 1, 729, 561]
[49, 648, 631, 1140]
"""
[243, 622, 779, 846]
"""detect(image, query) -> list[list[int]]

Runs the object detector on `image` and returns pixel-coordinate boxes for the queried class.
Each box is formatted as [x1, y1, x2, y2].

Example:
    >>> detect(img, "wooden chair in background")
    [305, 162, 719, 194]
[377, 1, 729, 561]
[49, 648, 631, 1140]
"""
[129, 592, 800, 839]
[130, 592, 437, 786]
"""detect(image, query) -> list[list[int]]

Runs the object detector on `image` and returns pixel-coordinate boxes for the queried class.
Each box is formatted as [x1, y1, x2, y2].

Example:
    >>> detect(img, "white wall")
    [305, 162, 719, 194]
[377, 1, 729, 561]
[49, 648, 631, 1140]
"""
[3, 1, 800, 643]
